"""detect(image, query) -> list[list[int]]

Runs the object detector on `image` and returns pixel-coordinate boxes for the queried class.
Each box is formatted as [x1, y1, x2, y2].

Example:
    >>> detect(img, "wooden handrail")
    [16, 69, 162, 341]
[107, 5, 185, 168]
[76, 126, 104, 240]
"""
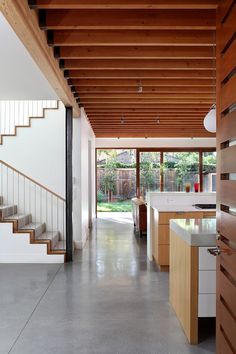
[0, 160, 65, 202]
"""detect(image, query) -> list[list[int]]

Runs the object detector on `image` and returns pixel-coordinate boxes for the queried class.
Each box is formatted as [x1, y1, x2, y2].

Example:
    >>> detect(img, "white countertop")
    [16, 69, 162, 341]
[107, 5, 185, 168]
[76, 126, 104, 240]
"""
[152, 205, 216, 213]
[170, 218, 217, 246]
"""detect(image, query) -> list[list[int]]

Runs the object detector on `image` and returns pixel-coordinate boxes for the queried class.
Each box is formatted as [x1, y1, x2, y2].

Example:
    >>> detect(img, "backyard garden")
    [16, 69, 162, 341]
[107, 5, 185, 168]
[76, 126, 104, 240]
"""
[97, 149, 216, 212]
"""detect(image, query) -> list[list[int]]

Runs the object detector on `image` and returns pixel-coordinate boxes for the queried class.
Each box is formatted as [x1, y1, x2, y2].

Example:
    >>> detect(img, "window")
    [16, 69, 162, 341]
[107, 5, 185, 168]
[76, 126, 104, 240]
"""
[202, 152, 217, 192]
[139, 152, 160, 198]
[163, 152, 199, 192]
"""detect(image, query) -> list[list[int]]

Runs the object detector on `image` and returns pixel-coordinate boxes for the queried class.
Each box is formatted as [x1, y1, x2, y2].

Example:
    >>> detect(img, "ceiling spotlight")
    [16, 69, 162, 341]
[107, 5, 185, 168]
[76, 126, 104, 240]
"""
[137, 80, 143, 93]
[121, 115, 125, 124]
[156, 118, 160, 124]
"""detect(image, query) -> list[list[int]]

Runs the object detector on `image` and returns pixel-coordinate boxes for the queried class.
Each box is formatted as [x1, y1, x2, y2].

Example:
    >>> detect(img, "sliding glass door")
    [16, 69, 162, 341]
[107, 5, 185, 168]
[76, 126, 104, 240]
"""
[139, 152, 161, 198]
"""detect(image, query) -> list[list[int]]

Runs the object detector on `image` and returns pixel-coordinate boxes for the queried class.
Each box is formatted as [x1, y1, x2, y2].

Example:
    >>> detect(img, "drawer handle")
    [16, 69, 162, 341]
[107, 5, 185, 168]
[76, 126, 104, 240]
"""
[207, 247, 230, 256]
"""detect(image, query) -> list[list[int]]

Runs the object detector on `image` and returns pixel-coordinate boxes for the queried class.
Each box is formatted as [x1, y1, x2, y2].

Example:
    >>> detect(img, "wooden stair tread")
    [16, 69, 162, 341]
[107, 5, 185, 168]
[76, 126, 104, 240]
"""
[37, 231, 59, 240]
[52, 241, 66, 252]
[20, 222, 45, 230]
[4, 213, 30, 220]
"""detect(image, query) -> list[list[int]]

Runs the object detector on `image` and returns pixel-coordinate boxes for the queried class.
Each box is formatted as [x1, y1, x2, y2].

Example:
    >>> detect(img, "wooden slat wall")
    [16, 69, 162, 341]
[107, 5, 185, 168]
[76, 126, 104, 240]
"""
[217, 1, 236, 353]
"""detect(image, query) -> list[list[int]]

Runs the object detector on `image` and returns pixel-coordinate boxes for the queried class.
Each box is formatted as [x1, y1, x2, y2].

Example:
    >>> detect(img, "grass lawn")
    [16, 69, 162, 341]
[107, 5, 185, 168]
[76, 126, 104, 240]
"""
[97, 201, 132, 212]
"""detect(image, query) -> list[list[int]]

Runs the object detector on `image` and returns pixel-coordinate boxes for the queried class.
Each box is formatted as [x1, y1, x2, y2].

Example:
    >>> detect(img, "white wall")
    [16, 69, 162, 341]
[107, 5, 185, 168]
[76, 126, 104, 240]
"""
[0, 223, 64, 263]
[96, 137, 216, 149]
[73, 108, 96, 249]
[0, 13, 57, 100]
[0, 101, 65, 197]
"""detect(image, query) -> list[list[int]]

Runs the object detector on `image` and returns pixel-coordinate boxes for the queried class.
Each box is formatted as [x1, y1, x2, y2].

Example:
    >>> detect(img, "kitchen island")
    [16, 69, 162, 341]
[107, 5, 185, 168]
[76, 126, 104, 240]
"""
[146, 192, 216, 266]
[169, 218, 216, 344]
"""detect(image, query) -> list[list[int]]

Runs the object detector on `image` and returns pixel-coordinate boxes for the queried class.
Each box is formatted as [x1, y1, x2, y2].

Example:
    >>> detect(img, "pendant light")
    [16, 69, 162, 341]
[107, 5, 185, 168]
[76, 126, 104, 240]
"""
[204, 34, 216, 133]
[204, 104, 216, 133]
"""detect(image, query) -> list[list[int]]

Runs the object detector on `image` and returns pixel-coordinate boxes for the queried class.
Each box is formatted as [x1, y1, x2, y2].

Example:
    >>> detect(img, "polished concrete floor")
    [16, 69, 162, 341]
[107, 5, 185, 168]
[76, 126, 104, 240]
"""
[1, 212, 215, 354]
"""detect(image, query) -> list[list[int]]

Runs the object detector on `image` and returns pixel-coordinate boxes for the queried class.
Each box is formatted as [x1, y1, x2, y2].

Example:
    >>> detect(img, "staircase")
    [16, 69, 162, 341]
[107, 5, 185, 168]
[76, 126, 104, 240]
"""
[0, 196, 65, 256]
[0, 100, 58, 144]
[0, 160, 66, 263]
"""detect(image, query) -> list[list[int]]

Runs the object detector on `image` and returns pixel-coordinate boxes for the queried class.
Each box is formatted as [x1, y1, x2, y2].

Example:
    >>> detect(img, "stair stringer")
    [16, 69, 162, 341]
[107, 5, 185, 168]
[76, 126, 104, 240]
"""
[0, 101, 59, 145]
[0, 222, 65, 263]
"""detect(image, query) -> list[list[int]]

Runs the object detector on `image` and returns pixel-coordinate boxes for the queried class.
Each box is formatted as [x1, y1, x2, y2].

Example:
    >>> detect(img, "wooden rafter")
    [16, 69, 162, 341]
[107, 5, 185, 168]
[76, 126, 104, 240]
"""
[26, 0, 217, 137]
[31, 1, 218, 10]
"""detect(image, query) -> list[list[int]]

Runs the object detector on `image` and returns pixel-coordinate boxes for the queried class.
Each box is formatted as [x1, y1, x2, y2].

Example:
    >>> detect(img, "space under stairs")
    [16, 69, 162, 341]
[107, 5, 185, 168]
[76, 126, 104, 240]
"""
[0, 160, 66, 263]
[0, 100, 58, 144]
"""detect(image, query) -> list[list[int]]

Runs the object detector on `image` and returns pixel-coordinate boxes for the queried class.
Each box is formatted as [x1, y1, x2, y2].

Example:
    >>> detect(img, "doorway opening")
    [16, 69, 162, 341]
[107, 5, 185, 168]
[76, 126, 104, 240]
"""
[96, 149, 136, 214]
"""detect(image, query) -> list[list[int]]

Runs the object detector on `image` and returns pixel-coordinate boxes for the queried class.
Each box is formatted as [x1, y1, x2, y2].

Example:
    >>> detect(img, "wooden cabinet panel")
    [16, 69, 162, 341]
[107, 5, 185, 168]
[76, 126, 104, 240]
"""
[153, 211, 205, 269]
[158, 225, 169, 245]
[169, 230, 198, 344]
[158, 245, 169, 266]
[159, 211, 203, 225]
[203, 211, 216, 218]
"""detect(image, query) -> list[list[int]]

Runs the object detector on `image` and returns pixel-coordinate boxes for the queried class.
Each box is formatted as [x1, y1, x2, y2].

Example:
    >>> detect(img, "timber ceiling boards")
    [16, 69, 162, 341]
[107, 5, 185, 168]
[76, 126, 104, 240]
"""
[28, 0, 217, 138]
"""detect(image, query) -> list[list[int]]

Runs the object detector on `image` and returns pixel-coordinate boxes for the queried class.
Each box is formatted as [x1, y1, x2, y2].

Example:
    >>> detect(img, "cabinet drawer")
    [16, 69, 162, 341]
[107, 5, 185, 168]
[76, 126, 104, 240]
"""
[158, 245, 169, 266]
[199, 270, 216, 294]
[199, 247, 216, 270]
[158, 225, 169, 245]
[198, 294, 216, 317]
[203, 211, 216, 218]
[159, 212, 203, 225]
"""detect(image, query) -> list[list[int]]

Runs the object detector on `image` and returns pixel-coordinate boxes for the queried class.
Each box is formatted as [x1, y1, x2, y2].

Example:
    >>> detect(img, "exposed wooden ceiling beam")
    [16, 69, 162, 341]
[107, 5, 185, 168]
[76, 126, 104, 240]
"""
[26, 1, 217, 137]
[50, 30, 216, 47]
[61, 59, 215, 70]
[40, 9, 216, 30]
[79, 93, 215, 99]
[85, 109, 208, 113]
[95, 132, 214, 137]
[81, 99, 213, 104]
[66, 70, 215, 79]
[88, 113, 205, 117]
[69, 78, 215, 87]
[32, 1, 218, 10]
[76, 86, 214, 93]
[56, 46, 215, 59]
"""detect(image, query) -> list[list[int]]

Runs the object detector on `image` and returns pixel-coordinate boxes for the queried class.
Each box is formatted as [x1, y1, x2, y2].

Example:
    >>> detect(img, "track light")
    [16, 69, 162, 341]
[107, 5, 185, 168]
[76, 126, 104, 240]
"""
[137, 80, 143, 93]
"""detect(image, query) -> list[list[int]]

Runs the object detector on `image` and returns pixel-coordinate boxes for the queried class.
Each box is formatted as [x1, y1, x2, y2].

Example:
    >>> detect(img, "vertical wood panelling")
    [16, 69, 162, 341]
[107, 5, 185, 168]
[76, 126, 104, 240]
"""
[216, 1, 236, 352]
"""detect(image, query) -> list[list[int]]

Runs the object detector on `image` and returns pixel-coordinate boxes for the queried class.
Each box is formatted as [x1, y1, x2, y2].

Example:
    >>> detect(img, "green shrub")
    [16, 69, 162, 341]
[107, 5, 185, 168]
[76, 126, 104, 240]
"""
[97, 190, 105, 203]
